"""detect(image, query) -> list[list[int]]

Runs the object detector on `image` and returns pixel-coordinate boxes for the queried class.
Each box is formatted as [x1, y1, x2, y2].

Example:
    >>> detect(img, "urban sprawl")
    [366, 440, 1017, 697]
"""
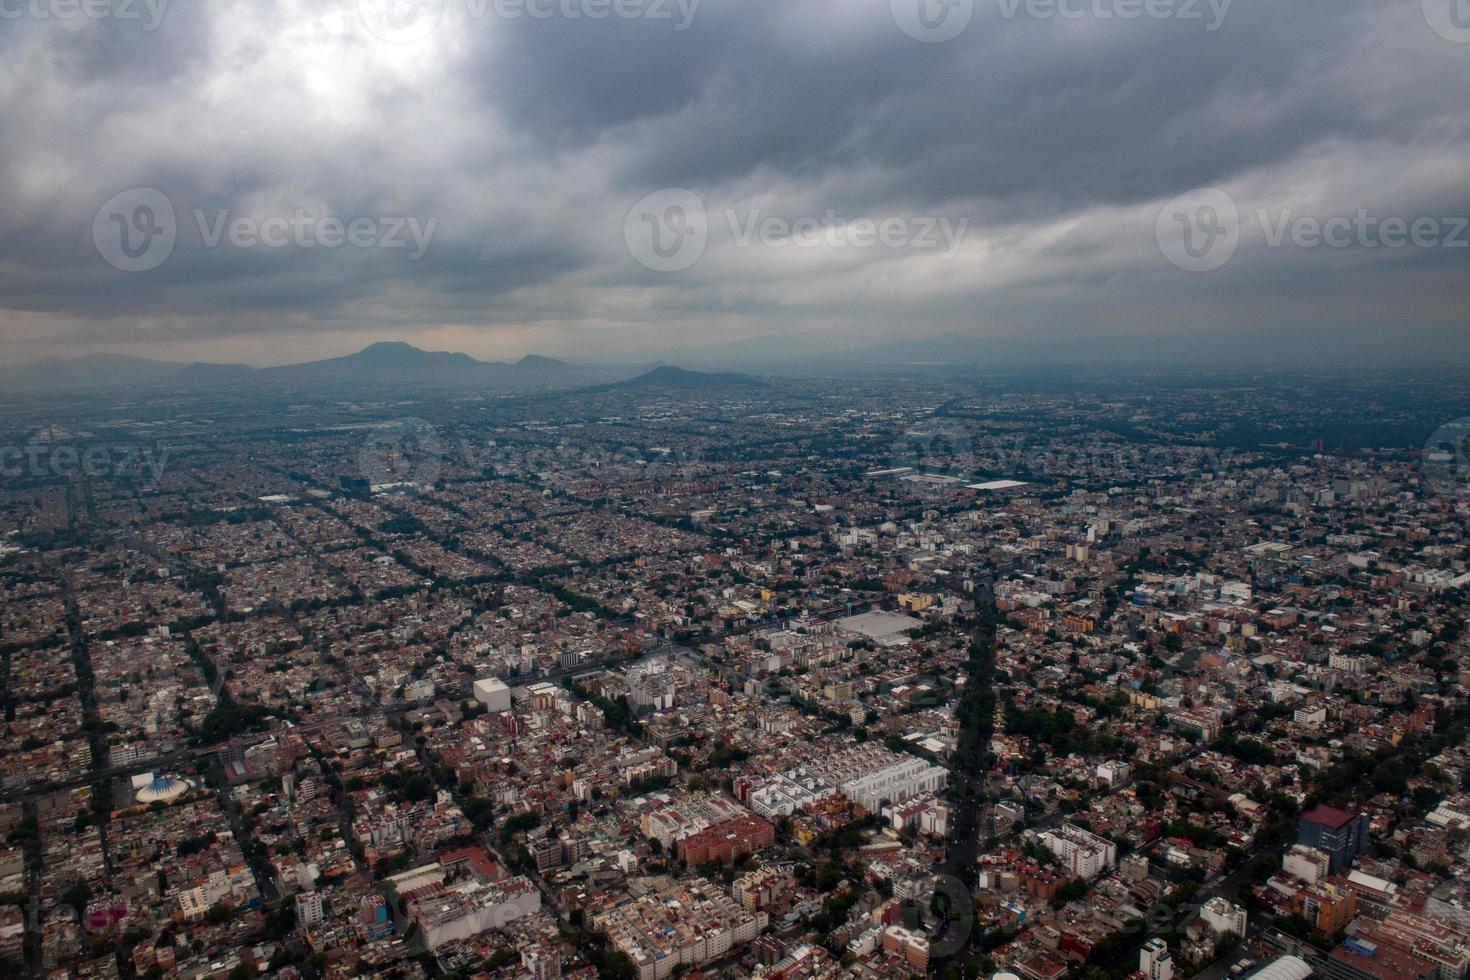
[0, 370, 1467, 980]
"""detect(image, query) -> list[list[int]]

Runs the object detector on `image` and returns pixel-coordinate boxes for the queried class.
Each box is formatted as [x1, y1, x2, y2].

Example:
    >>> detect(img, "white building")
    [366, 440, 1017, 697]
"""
[749, 773, 832, 819]
[1244, 956, 1312, 980]
[1041, 824, 1118, 880]
[473, 677, 512, 713]
[748, 747, 945, 817]
[407, 876, 540, 950]
[1141, 938, 1174, 980]
[1096, 760, 1132, 788]
[297, 890, 324, 928]
[1200, 896, 1247, 938]
[1293, 705, 1327, 727]
[1283, 844, 1331, 884]
[839, 756, 947, 813]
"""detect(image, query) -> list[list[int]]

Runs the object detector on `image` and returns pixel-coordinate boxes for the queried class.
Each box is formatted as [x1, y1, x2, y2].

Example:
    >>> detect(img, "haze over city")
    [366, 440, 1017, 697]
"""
[1, 4, 1469, 980]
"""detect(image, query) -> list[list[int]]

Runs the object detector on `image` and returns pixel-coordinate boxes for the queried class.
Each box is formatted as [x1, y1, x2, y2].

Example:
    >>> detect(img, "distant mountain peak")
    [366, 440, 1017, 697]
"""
[515, 354, 572, 370]
[353, 341, 478, 366]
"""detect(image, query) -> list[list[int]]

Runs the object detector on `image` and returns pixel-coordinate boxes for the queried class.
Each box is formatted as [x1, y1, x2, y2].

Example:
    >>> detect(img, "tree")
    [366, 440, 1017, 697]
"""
[60, 881, 92, 912]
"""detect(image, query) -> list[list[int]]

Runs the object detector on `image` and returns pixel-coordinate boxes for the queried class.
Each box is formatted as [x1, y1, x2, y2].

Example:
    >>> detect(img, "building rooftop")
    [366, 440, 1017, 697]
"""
[1303, 804, 1359, 830]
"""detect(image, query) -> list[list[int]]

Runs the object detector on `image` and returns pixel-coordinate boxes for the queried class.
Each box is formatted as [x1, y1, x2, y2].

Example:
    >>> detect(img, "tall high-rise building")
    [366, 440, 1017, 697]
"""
[297, 890, 325, 928]
[1299, 805, 1371, 873]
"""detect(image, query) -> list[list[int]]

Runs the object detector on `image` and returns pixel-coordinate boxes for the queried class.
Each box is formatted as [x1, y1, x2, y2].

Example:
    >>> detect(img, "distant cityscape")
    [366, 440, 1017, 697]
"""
[0, 359, 1465, 980]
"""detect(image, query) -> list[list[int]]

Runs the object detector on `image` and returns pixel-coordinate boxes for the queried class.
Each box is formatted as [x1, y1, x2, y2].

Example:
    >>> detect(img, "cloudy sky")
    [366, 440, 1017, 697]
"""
[1, 0, 1467, 367]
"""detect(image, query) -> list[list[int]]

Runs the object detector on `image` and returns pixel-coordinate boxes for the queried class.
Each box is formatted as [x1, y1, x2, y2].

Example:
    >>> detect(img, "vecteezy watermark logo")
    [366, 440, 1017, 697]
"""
[452, 437, 702, 476]
[94, 191, 436, 272]
[626, 190, 971, 273]
[892, 0, 974, 42]
[1422, 418, 1470, 500]
[888, 419, 979, 498]
[1423, 0, 1470, 43]
[359, 0, 699, 43]
[1159, 189, 1470, 273]
[727, 210, 969, 257]
[1256, 209, 1469, 251]
[194, 209, 437, 260]
[1156, 187, 1240, 273]
[625, 189, 709, 273]
[996, 0, 1232, 31]
[360, 418, 444, 490]
[485, 0, 700, 28]
[0, 0, 169, 29]
[19, 897, 151, 941]
[358, 0, 446, 43]
[1428, 881, 1470, 928]
[0, 442, 170, 488]
[93, 188, 176, 273]
[924, 874, 976, 960]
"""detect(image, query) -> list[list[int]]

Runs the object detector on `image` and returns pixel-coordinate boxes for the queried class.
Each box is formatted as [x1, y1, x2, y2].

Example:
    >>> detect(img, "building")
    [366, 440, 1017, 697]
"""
[639, 795, 748, 850]
[733, 866, 795, 913]
[473, 677, 512, 713]
[1041, 824, 1118, 880]
[297, 890, 325, 928]
[405, 876, 540, 950]
[523, 944, 563, 980]
[1299, 804, 1371, 873]
[745, 744, 945, 819]
[1244, 956, 1314, 980]
[1201, 897, 1247, 938]
[1142, 938, 1175, 980]
[882, 925, 930, 972]
[1096, 760, 1132, 788]
[748, 773, 834, 819]
[1302, 881, 1358, 935]
[359, 893, 393, 941]
[1355, 914, 1470, 980]
[1283, 844, 1332, 884]
[0, 905, 22, 964]
[838, 755, 947, 813]
[135, 773, 192, 805]
[594, 877, 767, 980]
[1339, 870, 1402, 919]
[677, 814, 776, 866]
[386, 848, 540, 951]
[1327, 939, 1437, 980]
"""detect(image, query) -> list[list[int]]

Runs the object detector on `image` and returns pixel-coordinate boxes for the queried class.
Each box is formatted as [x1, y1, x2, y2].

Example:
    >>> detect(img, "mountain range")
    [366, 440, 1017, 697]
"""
[0, 334, 1007, 393]
[0, 342, 613, 392]
[6, 330, 1380, 394]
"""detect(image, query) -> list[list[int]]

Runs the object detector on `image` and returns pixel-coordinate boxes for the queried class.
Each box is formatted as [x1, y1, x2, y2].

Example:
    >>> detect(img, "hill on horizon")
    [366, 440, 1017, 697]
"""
[0, 342, 624, 392]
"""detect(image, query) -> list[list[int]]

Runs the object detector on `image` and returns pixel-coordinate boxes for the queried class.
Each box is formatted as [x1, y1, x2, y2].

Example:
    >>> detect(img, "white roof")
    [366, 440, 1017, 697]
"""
[1246, 956, 1312, 980]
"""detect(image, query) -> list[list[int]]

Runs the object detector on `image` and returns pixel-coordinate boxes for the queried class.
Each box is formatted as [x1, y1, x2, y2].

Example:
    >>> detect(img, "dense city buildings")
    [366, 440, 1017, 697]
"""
[0, 365, 1466, 980]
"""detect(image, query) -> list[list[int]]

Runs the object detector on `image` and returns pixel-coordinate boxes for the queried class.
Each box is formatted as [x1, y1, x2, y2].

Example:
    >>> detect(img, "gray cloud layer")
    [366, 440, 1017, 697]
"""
[0, 0, 1467, 365]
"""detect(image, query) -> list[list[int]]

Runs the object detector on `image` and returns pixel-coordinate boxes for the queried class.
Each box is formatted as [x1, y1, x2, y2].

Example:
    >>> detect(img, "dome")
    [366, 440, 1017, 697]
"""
[1245, 957, 1313, 980]
[136, 774, 191, 805]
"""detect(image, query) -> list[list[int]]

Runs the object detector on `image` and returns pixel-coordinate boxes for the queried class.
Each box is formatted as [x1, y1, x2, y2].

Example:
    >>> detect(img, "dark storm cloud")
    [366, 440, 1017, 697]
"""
[0, 0, 1467, 363]
[474, 1, 1460, 213]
